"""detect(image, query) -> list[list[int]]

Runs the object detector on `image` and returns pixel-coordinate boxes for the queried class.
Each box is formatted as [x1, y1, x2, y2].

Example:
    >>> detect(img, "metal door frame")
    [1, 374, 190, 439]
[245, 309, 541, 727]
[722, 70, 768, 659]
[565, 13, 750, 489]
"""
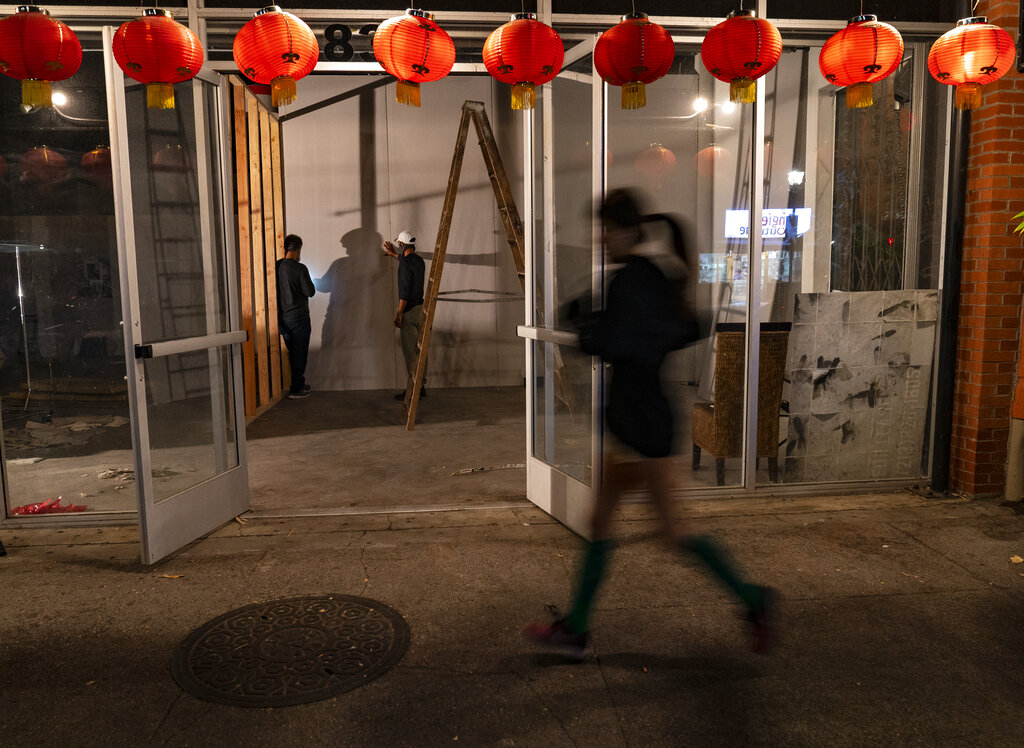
[104, 27, 249, 563]
[518, 36, 602, 537]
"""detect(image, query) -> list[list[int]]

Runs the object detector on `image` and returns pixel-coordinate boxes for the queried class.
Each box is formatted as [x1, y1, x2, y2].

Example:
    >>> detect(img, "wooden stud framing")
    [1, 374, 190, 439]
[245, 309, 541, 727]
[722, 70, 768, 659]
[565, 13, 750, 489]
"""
[246, 93, 271, 409]
[232, 81, 256, 418]
[260, 108, 282, 399]
[269, 116, 290, 393]
[228, 77, 289, 422]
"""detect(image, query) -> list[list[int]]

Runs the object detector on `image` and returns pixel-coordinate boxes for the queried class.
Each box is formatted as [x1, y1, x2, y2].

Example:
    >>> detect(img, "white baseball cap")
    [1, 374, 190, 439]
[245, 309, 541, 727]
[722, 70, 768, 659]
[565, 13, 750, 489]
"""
[396, 230, 416, 245]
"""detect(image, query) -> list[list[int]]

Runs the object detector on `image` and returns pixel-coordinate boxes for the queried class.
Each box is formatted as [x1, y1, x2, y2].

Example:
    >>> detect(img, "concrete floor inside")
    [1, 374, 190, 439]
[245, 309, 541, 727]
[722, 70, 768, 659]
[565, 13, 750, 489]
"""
[2, 383, 789, 519]
[244, 383, 777, 518]
[245, 386, 532, 515]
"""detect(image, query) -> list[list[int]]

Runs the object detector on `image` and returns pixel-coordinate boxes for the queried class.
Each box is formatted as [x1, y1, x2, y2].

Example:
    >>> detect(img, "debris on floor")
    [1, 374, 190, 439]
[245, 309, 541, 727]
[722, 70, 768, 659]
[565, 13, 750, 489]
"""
[11, 497, 87, 515]
[450, 463, 526, 476]
[4, 414, 130, 450]
[7, 457, 45, 466]
[98, 466, 180, 485]
[98, 467, 135, 483]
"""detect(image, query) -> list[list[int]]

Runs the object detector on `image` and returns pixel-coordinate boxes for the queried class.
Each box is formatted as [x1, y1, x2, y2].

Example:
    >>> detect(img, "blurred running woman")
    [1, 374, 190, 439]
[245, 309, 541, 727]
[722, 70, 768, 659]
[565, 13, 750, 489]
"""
[525, 188, 777, 659]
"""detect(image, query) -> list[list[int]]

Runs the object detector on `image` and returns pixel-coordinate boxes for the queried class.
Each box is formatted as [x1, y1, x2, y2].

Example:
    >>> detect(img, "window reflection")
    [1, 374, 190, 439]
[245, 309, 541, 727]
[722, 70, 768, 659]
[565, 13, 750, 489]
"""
[0, 46, 134, 516]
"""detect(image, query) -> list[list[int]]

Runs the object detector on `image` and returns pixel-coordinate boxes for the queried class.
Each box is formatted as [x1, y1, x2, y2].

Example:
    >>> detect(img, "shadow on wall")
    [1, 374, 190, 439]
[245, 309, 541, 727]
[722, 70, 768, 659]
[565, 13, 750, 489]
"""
[312, 226, 392, 389]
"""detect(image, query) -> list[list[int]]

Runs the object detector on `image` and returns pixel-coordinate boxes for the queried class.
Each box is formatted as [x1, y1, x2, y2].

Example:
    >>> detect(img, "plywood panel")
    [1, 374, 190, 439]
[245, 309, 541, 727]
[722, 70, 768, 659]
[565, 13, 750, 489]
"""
[260, 109, 282, 398]
[232, 81, 257, 418]
[247, 93, 270, 406]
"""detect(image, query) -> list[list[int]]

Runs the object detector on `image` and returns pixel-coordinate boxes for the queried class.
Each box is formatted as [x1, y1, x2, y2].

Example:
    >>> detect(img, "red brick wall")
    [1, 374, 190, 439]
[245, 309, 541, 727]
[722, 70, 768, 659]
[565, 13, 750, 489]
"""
[953, 0, 1024, 496]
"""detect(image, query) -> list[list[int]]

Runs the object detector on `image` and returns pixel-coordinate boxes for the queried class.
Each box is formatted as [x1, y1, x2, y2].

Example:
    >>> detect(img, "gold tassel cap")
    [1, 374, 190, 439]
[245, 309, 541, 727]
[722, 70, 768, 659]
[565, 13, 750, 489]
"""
[729, 77, 755, 103]
[512, 82, 536, 110]
[22, 79, 51, 108]
[955, 82, 981, 110]
[621, 81, 647, 110]
[845, 82, 873, 108]
[396, 80, 421, 107]
[146, 82, 175, 110]
[271, 76, 297, 108]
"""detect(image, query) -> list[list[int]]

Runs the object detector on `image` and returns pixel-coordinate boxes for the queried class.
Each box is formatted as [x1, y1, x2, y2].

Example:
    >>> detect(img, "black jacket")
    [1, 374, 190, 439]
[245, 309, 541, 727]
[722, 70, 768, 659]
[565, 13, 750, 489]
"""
[581, 255, 696, 458]
[397, 251, 425, 309]
[276, 257, 315, 322]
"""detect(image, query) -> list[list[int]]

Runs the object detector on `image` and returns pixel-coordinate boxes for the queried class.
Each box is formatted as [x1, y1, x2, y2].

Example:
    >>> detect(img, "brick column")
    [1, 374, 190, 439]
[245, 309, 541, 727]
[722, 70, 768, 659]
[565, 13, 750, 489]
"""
[952, 0, 1024, 497]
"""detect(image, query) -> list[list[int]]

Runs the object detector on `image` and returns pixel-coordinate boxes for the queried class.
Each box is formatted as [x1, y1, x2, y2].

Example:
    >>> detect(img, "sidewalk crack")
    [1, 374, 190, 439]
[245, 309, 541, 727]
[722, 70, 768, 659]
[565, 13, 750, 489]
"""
[595, 652, 629, 747]
[509, 665, 581, 747]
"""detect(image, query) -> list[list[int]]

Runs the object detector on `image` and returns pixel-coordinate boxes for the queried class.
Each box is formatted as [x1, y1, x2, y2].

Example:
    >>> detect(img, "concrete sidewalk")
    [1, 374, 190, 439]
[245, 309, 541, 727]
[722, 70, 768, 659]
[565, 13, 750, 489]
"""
[2, 491, 1023, 746]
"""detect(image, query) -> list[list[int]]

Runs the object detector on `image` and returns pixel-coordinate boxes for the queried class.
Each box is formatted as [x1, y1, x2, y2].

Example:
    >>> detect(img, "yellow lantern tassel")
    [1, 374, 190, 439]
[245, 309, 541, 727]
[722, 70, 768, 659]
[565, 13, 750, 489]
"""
[512, 82, 536, 110]
[955, 82, 981, 111]
[621, 81, 647, 110]
[271, 76, 297, 108]
[729, 77, 755, 103]
[22, 79, 51, 108]
[396, 80, 421, 107]
[845, 82, 873, 108]
[146, 83, 175, 110]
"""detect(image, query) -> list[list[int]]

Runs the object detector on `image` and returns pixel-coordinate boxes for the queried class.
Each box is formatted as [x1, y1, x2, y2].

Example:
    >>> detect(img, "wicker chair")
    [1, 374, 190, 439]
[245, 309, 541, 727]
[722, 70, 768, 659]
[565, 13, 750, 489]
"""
[691, 322, 791, 485]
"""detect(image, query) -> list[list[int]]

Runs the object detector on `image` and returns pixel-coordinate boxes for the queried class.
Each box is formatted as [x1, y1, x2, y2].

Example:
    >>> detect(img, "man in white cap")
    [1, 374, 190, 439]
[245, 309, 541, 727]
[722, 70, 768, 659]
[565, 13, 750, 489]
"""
[383, 230, 427, 400]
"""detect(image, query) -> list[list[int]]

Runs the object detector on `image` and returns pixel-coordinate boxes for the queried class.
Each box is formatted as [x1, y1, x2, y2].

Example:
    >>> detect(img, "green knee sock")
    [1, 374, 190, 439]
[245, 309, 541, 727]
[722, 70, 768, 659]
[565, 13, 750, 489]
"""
[682, 534, 761, 610]
[563, 539, 611, 634]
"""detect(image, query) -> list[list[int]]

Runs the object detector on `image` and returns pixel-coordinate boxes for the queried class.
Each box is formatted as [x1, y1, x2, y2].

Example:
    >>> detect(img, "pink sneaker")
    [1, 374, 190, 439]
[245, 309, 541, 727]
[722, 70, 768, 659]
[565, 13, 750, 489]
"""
[747, 587, 779, 654]
[524, 619, 590, 661]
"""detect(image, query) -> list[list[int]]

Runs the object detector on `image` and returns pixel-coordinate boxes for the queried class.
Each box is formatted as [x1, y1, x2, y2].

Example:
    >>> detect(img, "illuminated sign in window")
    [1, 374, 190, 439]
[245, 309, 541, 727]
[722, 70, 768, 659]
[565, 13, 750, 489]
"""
[724, 208, 811, 239]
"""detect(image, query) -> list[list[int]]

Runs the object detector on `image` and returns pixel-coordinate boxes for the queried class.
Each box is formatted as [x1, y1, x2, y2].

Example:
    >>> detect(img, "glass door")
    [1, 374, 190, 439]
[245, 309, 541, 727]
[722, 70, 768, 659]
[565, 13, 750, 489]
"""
[519, 39, 602, 536]
[105, 30, 249, 564]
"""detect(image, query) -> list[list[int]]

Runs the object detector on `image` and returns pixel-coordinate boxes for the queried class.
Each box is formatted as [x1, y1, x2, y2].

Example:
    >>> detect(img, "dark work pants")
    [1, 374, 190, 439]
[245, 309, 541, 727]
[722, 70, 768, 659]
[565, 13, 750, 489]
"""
[279, 316, 311, 394]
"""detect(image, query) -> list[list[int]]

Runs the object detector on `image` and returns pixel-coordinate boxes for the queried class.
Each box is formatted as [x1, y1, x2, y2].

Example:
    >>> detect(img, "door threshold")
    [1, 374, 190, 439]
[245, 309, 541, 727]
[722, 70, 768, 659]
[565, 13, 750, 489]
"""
[243, 500, 534, 519]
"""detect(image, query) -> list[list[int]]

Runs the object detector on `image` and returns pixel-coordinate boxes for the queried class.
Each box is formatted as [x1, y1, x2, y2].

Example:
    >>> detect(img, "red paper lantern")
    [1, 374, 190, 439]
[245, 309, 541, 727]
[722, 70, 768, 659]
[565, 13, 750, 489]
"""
[373, 9, 455, 107]
[233, 6, 319, 108]
[0, 6, 81, 108]
[81, 145, 111, 186]
[594, 12, 675, 110]
[819, 15, 904, 109]
[113, 9, 203, 111]
[700, 10, 782, 103]
[483, 12, 564, 110]
[21, 145, 66, 185]
[695, 145, 734, 178]
[153, 143, 190, 172]
[635, 143, 675, 181]
[928, 16, 1016, 111]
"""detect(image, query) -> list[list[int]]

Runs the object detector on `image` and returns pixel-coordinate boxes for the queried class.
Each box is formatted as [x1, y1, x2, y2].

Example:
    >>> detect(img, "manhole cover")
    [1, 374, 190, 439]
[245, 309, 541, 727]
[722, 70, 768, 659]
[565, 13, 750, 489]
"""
[171, 594, 410, 707]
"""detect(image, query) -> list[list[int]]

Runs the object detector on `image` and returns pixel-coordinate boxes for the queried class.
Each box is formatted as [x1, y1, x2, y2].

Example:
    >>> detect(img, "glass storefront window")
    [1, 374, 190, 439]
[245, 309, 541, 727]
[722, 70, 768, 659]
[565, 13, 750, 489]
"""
[596, 37, 947, 490]
[0, 42, 135, 516]
[604, 48, 754, 489]
[764, 44, 946, 485]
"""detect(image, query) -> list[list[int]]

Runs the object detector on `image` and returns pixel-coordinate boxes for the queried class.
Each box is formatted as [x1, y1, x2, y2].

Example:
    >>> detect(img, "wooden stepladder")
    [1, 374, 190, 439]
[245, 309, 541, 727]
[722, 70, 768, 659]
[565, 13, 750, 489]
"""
[403, 100, 574, 430]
